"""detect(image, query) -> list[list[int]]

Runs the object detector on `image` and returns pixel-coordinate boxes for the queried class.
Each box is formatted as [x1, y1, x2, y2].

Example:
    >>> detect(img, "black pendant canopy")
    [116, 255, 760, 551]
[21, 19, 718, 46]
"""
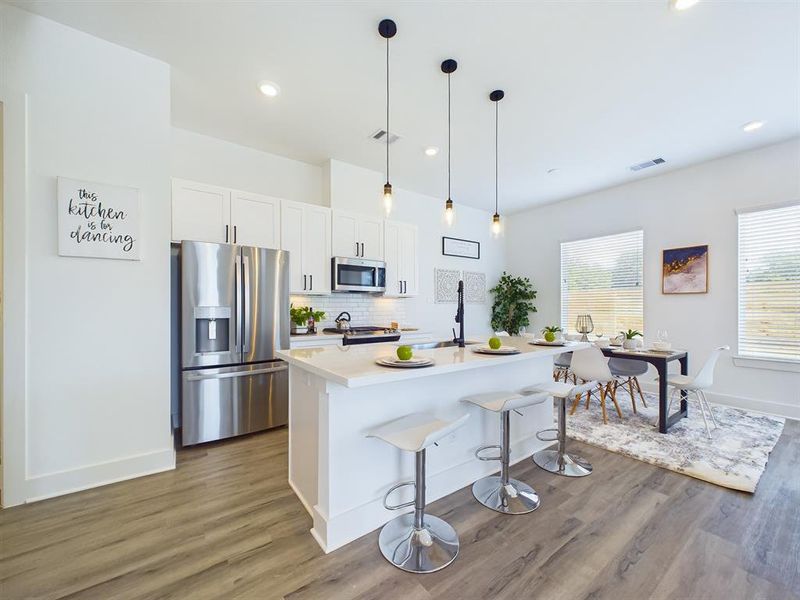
[442, 59, 458, 225]
[379, 19, 396, 214]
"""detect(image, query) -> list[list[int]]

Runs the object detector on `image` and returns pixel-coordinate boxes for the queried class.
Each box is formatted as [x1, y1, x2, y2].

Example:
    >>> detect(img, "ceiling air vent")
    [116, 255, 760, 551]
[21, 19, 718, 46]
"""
[629, 157, 665, 172]
[370, 129, 401, 144]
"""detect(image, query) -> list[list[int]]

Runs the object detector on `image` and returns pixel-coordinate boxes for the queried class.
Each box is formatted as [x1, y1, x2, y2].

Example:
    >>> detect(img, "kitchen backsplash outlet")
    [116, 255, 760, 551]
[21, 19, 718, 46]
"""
[290, 295, 409, 329]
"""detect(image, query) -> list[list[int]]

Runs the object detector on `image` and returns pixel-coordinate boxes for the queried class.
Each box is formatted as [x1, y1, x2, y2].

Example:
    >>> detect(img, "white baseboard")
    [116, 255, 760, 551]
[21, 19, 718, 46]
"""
[22, 448, 176, 504]
[638, 381, 798, 421]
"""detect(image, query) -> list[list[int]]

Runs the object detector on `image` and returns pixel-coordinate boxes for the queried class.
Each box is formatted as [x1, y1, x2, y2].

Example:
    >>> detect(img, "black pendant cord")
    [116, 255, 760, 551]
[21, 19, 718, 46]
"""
[385, 36, 390, 184]
[447, 71, 452, 201]
[495, 99, 499, 216]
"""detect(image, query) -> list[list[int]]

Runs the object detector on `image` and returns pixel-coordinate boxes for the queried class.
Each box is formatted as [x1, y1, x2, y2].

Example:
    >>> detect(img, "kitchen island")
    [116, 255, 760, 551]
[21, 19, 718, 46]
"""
[276, 337, 588, 552]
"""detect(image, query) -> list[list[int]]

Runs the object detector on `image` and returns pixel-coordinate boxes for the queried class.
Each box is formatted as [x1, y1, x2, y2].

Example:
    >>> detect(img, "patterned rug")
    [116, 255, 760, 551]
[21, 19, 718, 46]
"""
[565, 388, 785, 493]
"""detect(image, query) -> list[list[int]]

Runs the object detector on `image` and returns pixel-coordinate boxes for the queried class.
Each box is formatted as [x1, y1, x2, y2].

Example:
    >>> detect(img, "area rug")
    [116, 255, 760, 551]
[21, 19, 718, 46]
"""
[564, 389, 785, 493]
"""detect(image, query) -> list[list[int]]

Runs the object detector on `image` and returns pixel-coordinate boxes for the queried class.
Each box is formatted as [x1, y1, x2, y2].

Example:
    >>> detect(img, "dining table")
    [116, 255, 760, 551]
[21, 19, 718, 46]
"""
[598, 346, 689, 433]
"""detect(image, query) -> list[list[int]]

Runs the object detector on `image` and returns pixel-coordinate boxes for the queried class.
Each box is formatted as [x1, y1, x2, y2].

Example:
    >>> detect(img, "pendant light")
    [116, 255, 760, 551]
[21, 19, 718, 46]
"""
[490, 89, 504, 237]
[441, 59, 457, 226]
[379, 19, 397, 215]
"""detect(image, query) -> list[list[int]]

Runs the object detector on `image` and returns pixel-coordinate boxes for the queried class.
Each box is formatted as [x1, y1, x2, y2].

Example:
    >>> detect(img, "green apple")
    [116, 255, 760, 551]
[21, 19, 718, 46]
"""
[396, 345, 413, 361]
[488, 337, 502, 350]
[544, 331, 556, 342]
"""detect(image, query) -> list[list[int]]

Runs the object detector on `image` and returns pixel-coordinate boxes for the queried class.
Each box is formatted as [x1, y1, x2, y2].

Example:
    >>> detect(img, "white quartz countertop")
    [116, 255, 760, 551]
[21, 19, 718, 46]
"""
[276, 337, 589, 388]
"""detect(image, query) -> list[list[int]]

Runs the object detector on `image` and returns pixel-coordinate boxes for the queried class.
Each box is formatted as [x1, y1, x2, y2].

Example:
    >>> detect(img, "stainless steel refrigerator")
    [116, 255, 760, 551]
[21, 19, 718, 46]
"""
[177, 240, 289, 445]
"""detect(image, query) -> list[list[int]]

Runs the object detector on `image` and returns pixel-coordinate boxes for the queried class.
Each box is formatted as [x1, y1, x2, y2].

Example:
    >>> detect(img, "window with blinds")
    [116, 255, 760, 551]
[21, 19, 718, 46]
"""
[737, 203, 800, 362]
[561, 230, 643, 337]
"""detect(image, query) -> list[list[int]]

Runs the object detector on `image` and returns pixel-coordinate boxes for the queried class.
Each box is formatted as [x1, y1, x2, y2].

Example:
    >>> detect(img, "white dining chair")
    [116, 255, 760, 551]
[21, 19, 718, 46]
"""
[569, 346, 624, 424]
[666, 345, 730, 437]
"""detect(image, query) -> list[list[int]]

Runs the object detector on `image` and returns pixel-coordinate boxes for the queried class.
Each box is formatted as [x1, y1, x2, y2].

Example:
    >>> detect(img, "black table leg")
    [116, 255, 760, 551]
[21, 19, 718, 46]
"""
[679, 355, 689, 414]
[657, 362, 668, 434]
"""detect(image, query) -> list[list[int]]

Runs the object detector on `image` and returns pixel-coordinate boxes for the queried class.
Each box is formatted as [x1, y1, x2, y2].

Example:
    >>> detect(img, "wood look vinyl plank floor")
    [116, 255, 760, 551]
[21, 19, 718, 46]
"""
[1, 421, 798, 600]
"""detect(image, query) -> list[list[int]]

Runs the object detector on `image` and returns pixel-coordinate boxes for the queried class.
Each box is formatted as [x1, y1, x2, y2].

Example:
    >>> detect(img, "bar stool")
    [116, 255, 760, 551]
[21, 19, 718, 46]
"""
[461, 391, 549, 514]
[367, 411, 470, 573]
[521, 380, 596, 477]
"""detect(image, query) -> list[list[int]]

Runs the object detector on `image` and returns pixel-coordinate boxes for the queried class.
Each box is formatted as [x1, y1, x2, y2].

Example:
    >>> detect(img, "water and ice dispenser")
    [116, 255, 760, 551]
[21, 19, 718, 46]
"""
[193, 306, 231, 354]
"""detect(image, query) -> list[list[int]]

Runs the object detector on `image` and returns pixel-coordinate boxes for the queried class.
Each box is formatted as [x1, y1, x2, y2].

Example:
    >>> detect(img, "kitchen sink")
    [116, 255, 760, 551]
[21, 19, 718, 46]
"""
[407, 340, 480, 350]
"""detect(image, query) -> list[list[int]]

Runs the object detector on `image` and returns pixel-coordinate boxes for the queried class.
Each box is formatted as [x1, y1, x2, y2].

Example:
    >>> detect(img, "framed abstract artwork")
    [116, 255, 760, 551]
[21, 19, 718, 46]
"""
[662, 245, 709, 294]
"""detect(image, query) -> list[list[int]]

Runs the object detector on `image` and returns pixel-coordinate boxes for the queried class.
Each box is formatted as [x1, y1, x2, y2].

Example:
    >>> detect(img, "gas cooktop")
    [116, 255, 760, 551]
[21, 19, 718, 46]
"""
[322, 326, 401, 345]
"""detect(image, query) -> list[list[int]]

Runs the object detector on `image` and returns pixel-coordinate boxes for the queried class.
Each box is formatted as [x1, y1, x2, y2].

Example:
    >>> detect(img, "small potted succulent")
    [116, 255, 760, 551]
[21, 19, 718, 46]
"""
[541, 325, 562, 343]
[290, 305, 325, 335]
[620, 329, 643, 350]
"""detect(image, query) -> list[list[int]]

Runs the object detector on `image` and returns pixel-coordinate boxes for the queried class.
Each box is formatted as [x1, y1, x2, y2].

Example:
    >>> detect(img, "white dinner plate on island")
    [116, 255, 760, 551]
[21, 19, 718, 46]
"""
[472, 345, 521, 355]
[375, 357, 435, 369]
[529, 339, 567, 347]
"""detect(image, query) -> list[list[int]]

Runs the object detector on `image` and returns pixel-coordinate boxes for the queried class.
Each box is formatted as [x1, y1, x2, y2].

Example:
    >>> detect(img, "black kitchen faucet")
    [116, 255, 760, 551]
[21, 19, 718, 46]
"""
[453, 280, 465, 348]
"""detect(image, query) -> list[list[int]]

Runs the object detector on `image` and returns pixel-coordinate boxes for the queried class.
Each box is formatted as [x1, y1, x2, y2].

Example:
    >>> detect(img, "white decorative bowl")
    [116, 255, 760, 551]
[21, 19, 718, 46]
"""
[652, 341, 672, 351]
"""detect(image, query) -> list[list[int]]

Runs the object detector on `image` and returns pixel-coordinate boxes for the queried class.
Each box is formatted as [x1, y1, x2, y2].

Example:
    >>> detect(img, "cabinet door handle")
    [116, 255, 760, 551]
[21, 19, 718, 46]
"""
[355, 242, 359, 256]
[309, 274, 313, 291]
[233, 225, 237, 244]
[303, 274, 307, 290]
[399, 280, 402, 294]
[403, 280, 406, 294]
[225, 225, 229, 243]
[361, 242, 365, 257]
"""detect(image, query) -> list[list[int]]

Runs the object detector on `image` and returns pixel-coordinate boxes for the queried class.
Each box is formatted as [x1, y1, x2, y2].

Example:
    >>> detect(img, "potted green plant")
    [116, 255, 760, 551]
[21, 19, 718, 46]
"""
[290, 306, 326, 335]
[490, 272, 537, 336]
[620, 329, 643, 350]
[541, 325, 562, 343]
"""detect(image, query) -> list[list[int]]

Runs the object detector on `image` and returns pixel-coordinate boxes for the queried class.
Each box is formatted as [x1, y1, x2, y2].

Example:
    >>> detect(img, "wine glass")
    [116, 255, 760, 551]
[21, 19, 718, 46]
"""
[657, 329, 669, 342]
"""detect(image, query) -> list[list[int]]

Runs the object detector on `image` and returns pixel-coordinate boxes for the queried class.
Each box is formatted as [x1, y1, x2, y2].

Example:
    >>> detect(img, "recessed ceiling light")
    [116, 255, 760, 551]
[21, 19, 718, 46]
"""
[742, 120, 765, 133]
[547, 168, 560, 174]
[671, 0, 699, 10]
[424, 146, 439, 157]
[258, 81, 280, 97]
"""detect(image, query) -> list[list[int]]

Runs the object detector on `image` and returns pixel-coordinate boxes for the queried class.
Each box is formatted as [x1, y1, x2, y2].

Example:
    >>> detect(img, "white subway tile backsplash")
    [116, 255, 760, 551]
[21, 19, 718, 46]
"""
[290, 294, 409, 328]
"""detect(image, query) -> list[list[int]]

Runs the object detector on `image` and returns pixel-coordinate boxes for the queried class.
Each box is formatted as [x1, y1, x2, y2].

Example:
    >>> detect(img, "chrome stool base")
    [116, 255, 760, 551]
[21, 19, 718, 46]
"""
[472, 475, 541, 514]
[378, 512, 459, 573]
[533, 449, 593, 477]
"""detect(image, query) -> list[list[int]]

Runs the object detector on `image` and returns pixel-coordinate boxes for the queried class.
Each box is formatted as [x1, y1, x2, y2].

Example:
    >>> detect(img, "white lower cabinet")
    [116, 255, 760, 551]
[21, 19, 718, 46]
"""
[281, 200, 331, 295]
[384, 220, 418, 297]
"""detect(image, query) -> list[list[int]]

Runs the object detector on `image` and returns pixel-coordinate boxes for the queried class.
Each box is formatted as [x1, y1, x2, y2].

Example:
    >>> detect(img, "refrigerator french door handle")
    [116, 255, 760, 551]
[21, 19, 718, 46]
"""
[234, 254, 242, 351]
[185, 364, 288, 381]
[242, 254, 251, 353]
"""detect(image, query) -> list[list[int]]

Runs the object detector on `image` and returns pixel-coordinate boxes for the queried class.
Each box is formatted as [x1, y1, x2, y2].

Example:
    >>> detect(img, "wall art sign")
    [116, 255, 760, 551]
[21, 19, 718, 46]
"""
[464, 271, 487, 304]
[58, 177, 140, 260]
[442, 236, 480, 259]
[662, 244, 708, 294]
[434, 268, 461, 303]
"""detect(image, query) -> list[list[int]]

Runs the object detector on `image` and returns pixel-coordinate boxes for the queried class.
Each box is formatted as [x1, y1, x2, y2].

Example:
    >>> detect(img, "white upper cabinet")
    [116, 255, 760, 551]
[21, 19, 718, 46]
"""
[384, 220, 418, 297]
[230, 191, 281, 248]
[332, 211, 384, 260]
[172, 179, 231, 243]
[281, 200, 331, 295]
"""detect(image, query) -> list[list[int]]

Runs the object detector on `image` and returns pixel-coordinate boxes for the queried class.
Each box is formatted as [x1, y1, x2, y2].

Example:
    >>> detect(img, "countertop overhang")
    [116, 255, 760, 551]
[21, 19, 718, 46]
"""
[276, 337, 589, 388]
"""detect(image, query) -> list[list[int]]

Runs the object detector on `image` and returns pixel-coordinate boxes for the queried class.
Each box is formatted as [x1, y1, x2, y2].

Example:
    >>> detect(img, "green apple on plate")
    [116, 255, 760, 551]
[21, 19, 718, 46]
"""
[488, 337, 502, 350]
[396, 345, 413, 361]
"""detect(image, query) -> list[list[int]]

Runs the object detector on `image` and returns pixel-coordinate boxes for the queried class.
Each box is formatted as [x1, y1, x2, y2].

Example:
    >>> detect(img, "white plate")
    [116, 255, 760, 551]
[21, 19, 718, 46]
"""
[529, 339, 566, 347]
[375, 357, 435, 369]
[472, 345, 521, 355]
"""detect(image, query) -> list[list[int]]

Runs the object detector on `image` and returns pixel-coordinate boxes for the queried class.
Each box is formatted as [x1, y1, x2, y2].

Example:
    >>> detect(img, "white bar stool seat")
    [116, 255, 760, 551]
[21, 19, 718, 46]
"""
[521, 380, 596, 477]
[461, 390, 549, 515]
[367, 411, 470, 574]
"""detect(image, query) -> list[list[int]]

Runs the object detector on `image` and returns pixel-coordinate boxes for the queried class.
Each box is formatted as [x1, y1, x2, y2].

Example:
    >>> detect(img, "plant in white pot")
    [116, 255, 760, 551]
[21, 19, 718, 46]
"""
[290, 305, 325, 335]
[620, 329, 643, 350]
[541, 325, 562, 343]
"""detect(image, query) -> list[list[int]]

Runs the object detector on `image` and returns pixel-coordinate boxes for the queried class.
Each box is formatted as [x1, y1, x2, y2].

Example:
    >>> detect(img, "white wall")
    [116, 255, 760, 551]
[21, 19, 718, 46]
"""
[171, 127, 323, 205]
[506, 139, 800, 419]
[1, 4, 174, 504]
[324, 159, 507, 338]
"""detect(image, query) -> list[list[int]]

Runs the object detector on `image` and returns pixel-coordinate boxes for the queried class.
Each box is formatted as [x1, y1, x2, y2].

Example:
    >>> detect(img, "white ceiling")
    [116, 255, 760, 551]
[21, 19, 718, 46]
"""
[11, 1, 800, 213]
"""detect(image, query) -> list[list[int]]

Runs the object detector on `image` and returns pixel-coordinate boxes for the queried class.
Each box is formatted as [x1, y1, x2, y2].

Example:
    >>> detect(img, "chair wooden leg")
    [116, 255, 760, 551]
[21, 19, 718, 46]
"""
[586, 385, 595, 409]
[570, 393, 581, 415]
[599, 385, 608, 424]
[633, 377, 647, 408]
[608, 382, 623, 419]
[627, 377, 637, 414]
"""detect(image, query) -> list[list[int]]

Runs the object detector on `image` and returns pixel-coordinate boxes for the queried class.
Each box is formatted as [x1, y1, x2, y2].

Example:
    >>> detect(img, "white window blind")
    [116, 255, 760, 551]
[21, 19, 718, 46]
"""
[738, 203, 800, 362]
[561, 230, 643, 337]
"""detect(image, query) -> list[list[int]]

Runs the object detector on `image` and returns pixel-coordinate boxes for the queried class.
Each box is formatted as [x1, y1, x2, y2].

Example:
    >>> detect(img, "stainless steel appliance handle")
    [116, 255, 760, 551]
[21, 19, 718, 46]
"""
[242, 254, 251, 353]
[234, 254, 242, 351]
[185, 364, 288, 381]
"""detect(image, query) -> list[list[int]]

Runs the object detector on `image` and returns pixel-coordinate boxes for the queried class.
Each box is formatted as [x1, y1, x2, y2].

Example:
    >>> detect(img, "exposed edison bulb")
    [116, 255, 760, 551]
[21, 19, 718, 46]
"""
[383, 182, 393, 215]
[444, 198, 454, 226]
[491, 213, 502, 237]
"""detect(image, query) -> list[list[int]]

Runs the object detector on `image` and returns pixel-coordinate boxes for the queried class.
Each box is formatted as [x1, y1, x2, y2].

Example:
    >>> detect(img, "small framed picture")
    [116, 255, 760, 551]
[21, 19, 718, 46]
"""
[662, 245, 708, 294]
[442, 236, 480, 259]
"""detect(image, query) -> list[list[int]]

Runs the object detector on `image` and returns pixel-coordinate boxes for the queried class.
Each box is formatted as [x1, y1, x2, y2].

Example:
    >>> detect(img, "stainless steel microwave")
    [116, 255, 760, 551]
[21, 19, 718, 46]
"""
[331, 257, 386, 293]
